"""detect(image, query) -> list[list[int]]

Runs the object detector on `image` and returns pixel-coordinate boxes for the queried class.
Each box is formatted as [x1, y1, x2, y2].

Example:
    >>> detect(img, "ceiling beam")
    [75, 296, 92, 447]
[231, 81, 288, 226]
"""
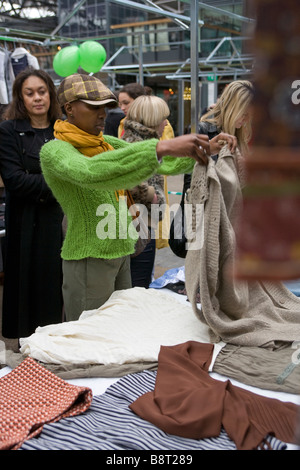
[108, 0, 204, 26]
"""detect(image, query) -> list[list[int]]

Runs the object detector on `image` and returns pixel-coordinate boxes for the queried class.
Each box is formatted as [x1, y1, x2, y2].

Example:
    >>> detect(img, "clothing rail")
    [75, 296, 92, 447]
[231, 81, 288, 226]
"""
[0, 35, 44, 46]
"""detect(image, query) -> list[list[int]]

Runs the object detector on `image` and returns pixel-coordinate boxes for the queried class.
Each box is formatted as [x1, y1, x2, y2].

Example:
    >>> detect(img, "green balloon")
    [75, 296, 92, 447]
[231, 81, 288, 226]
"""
[53, 46, 80, 77]
[79, 41, 107, 73]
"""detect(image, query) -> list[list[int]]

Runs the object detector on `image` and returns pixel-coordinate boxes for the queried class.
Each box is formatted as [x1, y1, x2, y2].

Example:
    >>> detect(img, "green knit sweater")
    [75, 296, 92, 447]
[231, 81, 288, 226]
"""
[40, 135, 195, 260]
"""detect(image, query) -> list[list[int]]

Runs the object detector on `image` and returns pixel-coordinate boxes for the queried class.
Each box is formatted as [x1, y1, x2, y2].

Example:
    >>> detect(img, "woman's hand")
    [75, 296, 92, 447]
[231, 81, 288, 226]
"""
[209, 133, 237, 155]
[156, 134, 210, 165]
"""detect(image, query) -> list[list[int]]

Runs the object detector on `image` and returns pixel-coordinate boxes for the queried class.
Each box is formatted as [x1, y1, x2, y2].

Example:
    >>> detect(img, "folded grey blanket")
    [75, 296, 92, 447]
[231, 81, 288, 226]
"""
[213, 343, 300, 394]
[4, 349, 157, 379]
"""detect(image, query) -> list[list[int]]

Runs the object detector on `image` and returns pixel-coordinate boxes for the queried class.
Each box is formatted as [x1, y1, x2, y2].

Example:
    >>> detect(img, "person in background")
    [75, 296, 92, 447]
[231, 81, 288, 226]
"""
[122, 94, 170, 287]
[118, 83, 175, 250]
[39, 73, 211, 322]
[104, 90, 125, 137]
[199, 80, 253, 158]
[144, 85, 175, 140]
[0, 67, 64, 339]
[118, 83, 146, 138]
[118, 83, 175, 142]
[169, 79, 251, 260]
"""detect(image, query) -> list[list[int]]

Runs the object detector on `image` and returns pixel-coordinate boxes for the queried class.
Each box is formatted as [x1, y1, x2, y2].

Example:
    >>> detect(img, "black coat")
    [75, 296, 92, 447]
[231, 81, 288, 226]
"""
[104, 108, 125, 137]
[0, 119, 64, 338]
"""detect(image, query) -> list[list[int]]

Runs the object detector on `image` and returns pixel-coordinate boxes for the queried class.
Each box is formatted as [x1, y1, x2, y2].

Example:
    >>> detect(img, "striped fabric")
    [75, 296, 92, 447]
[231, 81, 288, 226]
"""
[20, 370, 287, 451]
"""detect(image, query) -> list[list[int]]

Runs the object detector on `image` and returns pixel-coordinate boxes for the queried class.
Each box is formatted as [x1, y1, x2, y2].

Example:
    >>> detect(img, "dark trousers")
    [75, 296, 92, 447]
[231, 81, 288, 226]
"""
[130, 238, 156, 288]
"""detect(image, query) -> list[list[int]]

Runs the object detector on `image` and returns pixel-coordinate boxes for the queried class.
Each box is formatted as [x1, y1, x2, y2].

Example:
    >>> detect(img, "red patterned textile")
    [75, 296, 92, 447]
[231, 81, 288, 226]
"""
[0, 357, 93, 450]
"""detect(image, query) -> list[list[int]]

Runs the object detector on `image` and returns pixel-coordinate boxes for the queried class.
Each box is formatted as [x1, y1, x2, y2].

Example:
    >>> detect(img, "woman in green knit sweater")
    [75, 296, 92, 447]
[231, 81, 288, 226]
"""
[40, 73, 223, 321]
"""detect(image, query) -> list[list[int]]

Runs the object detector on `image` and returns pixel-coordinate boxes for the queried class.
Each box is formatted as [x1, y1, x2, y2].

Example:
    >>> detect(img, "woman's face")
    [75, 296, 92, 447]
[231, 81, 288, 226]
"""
[118, 92, 135, 116]
[66, 101, 106, 135]
[235, 111, 251, 129]
[22, 75, 50, 122]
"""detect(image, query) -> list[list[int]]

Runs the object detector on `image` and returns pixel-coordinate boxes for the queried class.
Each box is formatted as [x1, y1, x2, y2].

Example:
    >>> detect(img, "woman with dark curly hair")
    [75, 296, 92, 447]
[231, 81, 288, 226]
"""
[0, 67, 64, 339]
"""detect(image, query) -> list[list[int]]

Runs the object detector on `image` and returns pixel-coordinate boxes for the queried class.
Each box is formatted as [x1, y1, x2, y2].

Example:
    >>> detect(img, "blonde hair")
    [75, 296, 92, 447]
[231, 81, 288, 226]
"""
[126, 95, 170, 128]
[201, 80, 254, 155]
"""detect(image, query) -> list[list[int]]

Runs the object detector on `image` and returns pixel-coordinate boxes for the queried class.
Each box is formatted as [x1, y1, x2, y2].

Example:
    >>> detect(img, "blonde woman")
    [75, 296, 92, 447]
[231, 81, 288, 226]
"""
[200, 80, 254, 157]
[118, 85, 174, 251]
[122, 95, 170, 287]
[168, 82, 245, 260]
[124, 94, 170, 141]
[118, 83, 175, 141]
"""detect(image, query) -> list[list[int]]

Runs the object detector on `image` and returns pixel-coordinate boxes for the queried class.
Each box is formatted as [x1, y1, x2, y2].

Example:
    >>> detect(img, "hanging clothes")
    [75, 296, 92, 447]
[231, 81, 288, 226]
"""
[0, 48, 14, 104]
[10, 47, 40, 78]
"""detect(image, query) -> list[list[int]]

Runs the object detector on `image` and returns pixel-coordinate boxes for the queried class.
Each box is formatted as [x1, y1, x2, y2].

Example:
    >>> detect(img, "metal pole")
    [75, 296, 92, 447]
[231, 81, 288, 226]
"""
[142, 0, 189, 30]
[50, 0, 88, 37]
[178, 79, 184, 136]
[138, 35, 144, 86]
[197, 1, 255, 24]
[109, 0, 204, 26]
[190, 0, 200, 134]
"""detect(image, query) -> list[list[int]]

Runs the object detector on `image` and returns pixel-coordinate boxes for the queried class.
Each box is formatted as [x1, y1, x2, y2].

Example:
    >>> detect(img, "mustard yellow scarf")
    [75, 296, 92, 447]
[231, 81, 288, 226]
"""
[54, 119, 114, 156]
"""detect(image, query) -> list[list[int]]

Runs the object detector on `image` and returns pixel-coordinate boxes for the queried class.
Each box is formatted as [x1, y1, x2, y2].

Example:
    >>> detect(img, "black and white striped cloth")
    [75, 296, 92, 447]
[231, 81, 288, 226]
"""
[20, 370, 287, 451]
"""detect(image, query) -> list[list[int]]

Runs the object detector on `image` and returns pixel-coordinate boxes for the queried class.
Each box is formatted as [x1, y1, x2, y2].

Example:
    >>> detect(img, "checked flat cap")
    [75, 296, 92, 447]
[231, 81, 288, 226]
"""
[57, 73, 117, 107]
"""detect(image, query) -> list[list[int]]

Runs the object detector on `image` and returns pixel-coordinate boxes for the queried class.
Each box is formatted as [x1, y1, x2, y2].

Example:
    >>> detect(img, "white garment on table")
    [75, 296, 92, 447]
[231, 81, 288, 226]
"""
[20, 287, 212, 366]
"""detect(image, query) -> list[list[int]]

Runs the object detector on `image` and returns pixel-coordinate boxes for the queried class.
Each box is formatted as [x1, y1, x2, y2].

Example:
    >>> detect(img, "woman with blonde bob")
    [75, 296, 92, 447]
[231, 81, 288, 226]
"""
[119, 87, 175, 251]
[122, 94, 170, 288]
[125, 94, 170, 137]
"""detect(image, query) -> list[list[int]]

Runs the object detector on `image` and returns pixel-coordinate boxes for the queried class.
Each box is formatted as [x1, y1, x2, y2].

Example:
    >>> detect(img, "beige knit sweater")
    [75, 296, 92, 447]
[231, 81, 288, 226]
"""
[185, 145, 300, 348]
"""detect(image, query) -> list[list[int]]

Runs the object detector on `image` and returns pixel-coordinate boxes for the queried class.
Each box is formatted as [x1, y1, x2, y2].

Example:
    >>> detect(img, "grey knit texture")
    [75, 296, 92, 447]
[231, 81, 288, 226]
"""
[185, 145, 300, 348]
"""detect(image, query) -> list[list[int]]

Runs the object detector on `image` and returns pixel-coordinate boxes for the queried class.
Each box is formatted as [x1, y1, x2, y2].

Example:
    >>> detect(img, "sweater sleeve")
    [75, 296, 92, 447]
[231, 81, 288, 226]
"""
[40, 138, 161, 191]
[157, 155, 195, 176]
[107, 133, 196, 176]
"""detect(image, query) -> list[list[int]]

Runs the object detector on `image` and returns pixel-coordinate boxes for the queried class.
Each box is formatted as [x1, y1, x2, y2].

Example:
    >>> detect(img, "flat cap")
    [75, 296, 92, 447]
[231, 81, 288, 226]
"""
[57, 73, 117, 107]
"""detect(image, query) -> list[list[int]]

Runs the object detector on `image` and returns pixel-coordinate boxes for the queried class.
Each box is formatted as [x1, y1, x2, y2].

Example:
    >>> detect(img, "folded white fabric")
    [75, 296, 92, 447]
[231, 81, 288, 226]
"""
[20, 287, 211, 366]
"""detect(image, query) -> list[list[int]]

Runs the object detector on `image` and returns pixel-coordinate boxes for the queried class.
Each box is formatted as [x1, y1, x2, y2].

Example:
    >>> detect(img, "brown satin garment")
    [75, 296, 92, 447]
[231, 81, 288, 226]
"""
[130, 342, 298, 450]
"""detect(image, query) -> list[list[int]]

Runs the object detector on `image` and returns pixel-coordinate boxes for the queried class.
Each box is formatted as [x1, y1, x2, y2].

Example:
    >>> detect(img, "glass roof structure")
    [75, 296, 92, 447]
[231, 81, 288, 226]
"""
[0, 1, 256, 133]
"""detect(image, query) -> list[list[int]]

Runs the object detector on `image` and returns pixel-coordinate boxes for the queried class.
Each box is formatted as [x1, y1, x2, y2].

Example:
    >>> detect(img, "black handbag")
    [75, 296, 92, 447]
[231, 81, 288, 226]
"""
[168, 174, 191, 259]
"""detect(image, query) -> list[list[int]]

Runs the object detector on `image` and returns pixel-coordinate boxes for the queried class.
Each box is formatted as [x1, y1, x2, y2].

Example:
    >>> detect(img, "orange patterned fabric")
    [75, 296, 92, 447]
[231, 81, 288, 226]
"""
[0, 357, 93, 450]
